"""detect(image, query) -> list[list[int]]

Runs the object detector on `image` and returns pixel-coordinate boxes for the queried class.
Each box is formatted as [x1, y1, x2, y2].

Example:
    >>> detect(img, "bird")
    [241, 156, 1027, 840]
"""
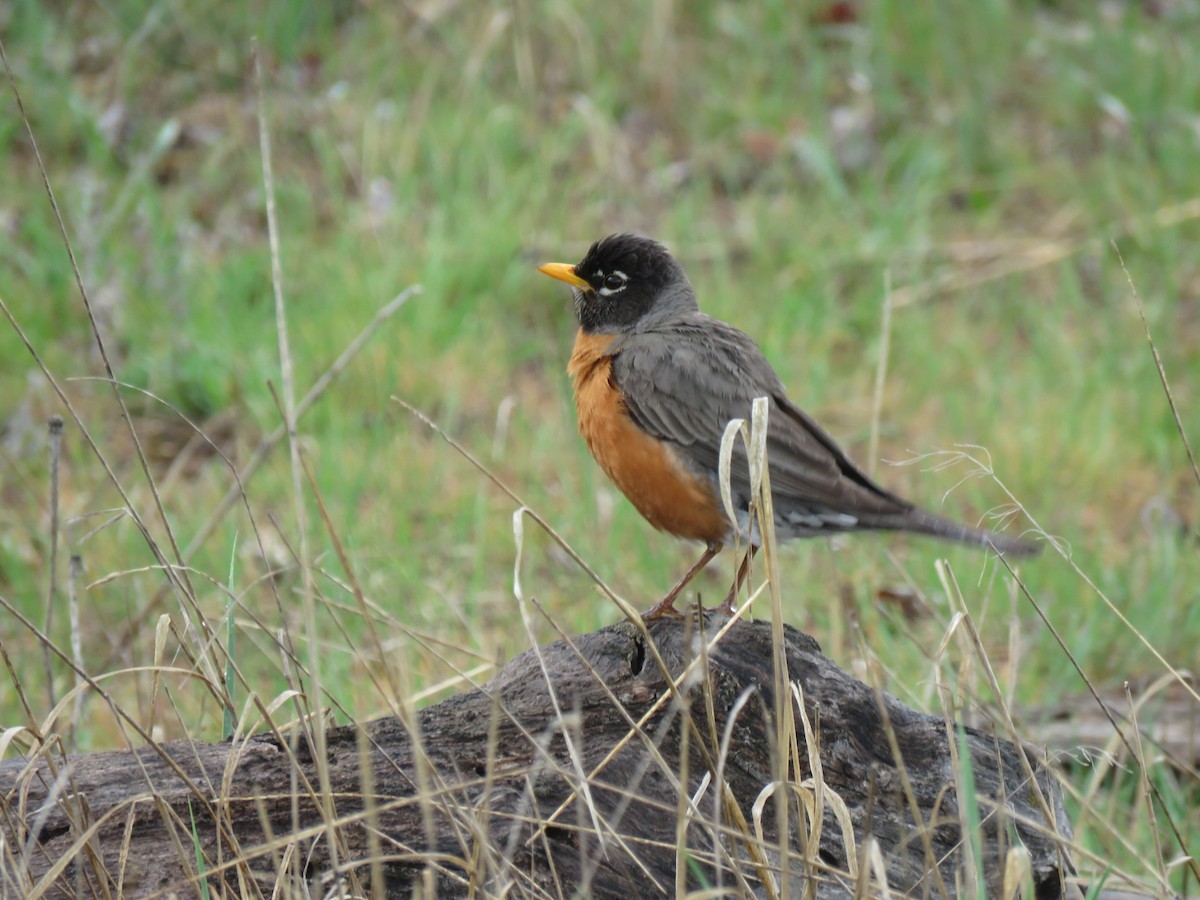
[538, 233, 1039, 619]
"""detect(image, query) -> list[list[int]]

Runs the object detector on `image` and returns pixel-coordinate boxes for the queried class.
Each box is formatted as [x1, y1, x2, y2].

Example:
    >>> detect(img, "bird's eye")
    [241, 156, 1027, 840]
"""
[603, 272, 627, 290]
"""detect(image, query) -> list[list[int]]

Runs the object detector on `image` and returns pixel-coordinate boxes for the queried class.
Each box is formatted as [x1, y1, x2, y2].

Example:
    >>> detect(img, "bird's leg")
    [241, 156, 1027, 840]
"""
[717, 545, 759, 616]
[642, 542, 722, 620]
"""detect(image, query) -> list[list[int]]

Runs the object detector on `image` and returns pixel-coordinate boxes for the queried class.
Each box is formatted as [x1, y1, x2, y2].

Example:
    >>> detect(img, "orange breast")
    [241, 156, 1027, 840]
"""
[568, 330, 728, 545]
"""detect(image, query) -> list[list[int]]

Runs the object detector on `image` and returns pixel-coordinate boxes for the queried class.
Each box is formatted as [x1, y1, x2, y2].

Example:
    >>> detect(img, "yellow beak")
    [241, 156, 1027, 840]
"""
[537, 262, 591, 291]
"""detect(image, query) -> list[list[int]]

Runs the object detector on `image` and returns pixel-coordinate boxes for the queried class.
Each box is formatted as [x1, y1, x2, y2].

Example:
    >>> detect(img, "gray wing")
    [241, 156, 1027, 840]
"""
[611, 316, 913, 525]
[612, 316, 1040, 554]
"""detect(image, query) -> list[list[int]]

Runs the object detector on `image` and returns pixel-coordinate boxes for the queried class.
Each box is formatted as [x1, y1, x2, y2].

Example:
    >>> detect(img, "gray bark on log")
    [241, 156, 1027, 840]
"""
[1, 616, 1076, 898]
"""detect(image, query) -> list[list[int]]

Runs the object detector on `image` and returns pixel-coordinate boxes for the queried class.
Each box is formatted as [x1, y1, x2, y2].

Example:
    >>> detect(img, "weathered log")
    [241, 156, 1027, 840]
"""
[2, 616, 1078, 898]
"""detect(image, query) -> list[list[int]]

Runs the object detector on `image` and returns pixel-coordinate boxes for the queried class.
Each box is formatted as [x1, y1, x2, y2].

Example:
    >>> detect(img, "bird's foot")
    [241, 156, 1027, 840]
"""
[714, 546, 756, 618]
[641, 596, 687, 620]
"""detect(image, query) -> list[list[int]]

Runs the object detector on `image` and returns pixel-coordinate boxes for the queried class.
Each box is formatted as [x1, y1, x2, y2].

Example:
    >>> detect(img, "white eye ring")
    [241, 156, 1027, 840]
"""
[598, 270, 628, 296]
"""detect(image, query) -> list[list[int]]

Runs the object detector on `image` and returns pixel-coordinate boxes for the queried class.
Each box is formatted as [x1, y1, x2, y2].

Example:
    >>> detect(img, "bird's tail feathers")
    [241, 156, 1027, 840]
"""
[867, 508, 1041, 557]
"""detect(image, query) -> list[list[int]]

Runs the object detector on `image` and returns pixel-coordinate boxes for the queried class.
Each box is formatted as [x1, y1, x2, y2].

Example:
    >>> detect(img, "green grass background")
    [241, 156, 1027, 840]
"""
[1, 0, 1197, 892]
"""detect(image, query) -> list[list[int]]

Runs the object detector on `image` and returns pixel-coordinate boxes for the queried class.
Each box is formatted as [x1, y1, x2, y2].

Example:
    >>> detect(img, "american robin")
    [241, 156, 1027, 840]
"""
[538, 234, 1038, 619]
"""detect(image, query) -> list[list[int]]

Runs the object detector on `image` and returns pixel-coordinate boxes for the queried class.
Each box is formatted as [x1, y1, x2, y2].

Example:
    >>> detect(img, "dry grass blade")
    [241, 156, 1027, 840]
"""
[1112, 242, 1200, 496]
[250, 47, 313, 699]
[935, 560, 1062, 836]
[994, 554, 1200, 887]
[791, 681, 858, 882]
[509, 513, 617, 865]
[251, 42, 327, 814]
[66, 555, 85, 749]
[41, 416, 64, 712]
[1124, 685, 1168, 892]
